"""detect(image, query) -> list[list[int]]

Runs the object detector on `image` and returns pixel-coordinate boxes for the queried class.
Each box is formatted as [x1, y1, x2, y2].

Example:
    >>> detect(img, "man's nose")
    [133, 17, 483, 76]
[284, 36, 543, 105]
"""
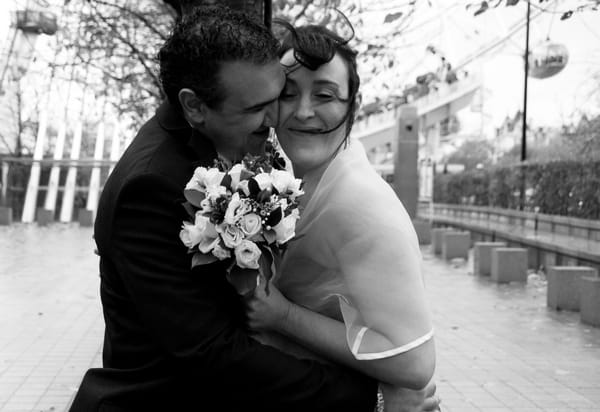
[263, 100, 279, 128]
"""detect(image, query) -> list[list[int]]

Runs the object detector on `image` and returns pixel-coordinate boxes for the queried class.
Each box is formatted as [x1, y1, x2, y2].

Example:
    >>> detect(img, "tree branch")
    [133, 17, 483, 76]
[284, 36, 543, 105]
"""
[91, 0, 171, 40]
[90, 3, 162, 92]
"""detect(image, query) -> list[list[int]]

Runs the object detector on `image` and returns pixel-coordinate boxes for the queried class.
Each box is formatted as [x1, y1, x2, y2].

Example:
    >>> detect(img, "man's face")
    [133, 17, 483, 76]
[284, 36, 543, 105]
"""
[200, 60, 285, 161]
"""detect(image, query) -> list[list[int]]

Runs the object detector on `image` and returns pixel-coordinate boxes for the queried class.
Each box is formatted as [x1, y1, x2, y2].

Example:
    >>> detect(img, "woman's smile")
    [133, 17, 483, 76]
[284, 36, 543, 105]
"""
[286, 127, 326, 135]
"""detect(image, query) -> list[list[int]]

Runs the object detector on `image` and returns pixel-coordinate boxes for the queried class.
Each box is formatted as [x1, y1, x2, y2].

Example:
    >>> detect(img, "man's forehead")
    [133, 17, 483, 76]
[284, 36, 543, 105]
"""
[218, 60, 284, 108]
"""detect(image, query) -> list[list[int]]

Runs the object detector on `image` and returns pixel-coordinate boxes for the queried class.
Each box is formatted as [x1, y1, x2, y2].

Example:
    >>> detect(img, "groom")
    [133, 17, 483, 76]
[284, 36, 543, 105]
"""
[71, 5, 437, 412]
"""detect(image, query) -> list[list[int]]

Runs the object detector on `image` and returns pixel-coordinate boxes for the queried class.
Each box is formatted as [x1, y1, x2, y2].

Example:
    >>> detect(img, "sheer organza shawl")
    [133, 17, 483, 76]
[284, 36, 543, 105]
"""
[276, 141, 433, 360]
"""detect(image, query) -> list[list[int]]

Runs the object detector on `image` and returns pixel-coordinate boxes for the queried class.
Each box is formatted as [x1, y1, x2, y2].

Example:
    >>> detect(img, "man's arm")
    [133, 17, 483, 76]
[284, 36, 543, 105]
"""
[108, 173, 376, 411]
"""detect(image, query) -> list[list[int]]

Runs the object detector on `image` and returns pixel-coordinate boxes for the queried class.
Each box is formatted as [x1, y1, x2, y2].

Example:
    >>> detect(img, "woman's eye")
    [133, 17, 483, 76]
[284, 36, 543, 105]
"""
[315, 92, 336, 100]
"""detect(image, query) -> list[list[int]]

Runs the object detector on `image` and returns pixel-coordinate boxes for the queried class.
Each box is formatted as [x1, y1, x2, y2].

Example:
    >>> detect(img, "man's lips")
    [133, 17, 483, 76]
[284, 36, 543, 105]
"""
[250, 128, 270, 138]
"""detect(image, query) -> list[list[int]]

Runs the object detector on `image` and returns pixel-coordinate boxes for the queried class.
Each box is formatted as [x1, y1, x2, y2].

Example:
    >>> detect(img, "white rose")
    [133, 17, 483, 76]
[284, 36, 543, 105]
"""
[275, 197, 288, 212]
[184, 166, 217, 195]
[179, 221, 204, 249]
[200, 198, 213, 213]
[185, 178, 205, 194]
[270, 169, 295, 193]
[239, 213, 262, 238]
[228, 163, 243, 191]
[184, 169, 209, 206]
[194, 213, 218, 237]
[205, 168, 226, 187]
[211, 242, 231, 260]
[237, 180, 250, 196]
[234, 240, 261, 269]
[287, 178, 304, 201]
[253, 172, 273, 191]
[217, 223, 244, 248]
[224, 192, 252, 225]
[192, 166, 209, 183]
[192, 213, 219, 253]
[198, 236, 219, 254]
[205, 184, 227, 201]
[272, 213, 299, 245]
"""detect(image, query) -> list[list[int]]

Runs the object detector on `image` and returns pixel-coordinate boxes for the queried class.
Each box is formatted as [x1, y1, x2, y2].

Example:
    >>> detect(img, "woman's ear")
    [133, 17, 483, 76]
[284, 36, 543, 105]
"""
[178, 88, 206, 125]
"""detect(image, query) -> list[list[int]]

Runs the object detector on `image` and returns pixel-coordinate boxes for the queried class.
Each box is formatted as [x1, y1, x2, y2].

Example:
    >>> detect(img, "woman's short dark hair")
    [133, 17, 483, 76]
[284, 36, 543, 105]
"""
[277, 19, 360, 139]
[159, 5, 279, 110]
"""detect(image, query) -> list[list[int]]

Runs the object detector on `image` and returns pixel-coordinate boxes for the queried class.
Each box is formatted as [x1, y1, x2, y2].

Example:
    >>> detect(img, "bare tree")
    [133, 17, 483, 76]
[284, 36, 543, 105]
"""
[47, 0, 418, 132]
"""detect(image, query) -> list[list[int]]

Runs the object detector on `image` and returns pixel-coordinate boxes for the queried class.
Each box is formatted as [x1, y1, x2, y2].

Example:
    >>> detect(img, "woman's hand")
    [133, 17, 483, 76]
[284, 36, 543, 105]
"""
[380, 379, 440, 412]
[245, 278, 293, 332]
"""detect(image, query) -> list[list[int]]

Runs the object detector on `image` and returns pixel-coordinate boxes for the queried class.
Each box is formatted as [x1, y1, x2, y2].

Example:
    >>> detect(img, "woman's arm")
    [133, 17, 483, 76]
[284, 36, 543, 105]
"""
[246, 282, 435, 390]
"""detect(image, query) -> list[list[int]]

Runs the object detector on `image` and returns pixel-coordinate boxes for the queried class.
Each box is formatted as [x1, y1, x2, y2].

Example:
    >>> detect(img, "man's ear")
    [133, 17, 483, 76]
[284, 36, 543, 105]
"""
[178, 88, 206, 125]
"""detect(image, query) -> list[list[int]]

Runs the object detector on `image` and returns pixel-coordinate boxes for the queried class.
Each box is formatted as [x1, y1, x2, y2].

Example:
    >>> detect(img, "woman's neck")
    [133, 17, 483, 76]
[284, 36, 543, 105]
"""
[295, 161, 331, 210]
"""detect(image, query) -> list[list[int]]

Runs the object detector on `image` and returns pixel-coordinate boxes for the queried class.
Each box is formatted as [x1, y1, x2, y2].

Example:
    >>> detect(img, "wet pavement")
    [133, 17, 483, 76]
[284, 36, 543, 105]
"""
[1, 224, 599, 411]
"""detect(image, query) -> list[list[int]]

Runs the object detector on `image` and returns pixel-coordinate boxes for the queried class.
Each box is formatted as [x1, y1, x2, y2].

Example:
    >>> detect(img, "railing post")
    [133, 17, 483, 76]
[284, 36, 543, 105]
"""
[0, 160, 12, 225]
[1, 160, 8, 205]
[21, 106, 49, 223]
[59, 116, 83, 222]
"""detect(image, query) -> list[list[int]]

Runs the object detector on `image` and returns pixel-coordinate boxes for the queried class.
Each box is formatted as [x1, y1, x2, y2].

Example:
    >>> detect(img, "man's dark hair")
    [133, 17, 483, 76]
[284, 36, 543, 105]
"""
[159, 5, 279, 110]
[277, 19, 360, 139]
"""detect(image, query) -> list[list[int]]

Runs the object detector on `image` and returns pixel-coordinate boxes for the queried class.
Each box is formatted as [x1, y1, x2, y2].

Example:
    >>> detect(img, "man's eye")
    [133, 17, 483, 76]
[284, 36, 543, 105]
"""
[248, 105, 266, 113]
[280, 91, 297, 99]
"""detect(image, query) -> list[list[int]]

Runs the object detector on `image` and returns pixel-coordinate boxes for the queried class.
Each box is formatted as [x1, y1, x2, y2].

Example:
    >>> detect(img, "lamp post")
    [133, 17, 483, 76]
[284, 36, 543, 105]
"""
[521, 0, 531, 162]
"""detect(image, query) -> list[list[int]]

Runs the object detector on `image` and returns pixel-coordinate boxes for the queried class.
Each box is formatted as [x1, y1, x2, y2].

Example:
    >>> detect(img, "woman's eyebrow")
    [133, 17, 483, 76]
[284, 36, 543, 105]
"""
[313, 80, 341, 89]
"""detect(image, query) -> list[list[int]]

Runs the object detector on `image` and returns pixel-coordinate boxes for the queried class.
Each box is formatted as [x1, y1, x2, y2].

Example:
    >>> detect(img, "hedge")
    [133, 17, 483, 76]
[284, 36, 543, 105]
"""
[433, 160, 600, 219]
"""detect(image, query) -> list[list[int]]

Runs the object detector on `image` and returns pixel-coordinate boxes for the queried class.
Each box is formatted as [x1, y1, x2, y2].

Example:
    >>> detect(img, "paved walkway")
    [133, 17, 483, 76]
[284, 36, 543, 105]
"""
[1, 225, 599, 411]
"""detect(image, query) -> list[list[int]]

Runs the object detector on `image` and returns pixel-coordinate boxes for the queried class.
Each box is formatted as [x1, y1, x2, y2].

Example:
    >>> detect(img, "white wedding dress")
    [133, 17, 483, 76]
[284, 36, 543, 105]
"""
[273, 141, 434, 361]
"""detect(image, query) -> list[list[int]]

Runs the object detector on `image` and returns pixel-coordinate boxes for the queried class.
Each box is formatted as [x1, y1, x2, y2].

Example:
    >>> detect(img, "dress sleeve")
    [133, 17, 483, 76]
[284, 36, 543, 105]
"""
[327, 197, 434, 360]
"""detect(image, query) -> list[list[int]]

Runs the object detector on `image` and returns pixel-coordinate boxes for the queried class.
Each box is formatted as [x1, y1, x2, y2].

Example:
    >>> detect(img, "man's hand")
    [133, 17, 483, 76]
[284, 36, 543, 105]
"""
[380, 379, 440, 412]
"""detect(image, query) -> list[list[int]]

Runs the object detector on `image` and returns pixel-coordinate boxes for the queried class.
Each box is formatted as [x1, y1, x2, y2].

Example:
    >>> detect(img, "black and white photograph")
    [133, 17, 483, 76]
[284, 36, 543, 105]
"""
[0, 1, 599, 411]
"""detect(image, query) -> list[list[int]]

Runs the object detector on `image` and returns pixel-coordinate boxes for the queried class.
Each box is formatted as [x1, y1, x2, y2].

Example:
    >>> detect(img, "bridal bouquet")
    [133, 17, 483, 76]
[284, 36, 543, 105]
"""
[179, 145, 303, 295]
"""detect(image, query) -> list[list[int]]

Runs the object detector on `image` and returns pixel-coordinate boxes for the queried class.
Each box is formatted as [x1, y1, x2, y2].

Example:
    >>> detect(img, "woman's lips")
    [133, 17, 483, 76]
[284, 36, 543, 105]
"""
[288, 127, 324, 135]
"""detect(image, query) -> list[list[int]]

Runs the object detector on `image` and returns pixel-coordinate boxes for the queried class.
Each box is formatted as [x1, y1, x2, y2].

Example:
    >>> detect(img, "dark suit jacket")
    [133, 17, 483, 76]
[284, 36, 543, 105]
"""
[69, 101, 377, 412]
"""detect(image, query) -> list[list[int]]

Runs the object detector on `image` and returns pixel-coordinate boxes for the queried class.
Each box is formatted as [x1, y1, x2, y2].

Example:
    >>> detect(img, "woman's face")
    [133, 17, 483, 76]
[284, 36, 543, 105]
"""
[276, 50, 350, 177]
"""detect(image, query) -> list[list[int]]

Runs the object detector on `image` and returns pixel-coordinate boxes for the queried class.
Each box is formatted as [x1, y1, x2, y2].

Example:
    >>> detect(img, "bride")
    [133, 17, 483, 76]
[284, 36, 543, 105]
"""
[246, 20, 438, 412]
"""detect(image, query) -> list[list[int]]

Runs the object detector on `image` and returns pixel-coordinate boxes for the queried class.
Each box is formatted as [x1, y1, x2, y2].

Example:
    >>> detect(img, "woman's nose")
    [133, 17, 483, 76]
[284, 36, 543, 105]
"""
[294, 96, 315, 120]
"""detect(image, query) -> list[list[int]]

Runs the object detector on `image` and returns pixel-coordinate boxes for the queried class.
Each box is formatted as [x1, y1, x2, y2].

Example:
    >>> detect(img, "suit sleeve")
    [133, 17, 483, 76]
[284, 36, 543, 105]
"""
[108, 173, 376, 411]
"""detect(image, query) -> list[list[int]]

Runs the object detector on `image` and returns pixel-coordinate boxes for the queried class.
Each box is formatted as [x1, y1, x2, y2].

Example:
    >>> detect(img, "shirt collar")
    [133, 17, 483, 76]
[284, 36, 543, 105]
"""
[156, 100, 218, 167]
[156, 100, 189, 131]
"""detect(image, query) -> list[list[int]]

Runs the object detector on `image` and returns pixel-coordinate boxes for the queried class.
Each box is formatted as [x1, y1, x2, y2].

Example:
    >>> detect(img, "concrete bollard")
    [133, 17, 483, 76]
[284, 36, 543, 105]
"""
[473, 242, 507, 276]
[442, 231, 470, 261]
[412, 220, 432, 245]
[581, 276, 600, 327]
[431, 228, 450, 256]
[547, 266, 597, 311]
[491, 247, 528, 283]
[78, 209, 95, 227]
[0, 206, 12, 225]
[36, 208, 55, 226]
